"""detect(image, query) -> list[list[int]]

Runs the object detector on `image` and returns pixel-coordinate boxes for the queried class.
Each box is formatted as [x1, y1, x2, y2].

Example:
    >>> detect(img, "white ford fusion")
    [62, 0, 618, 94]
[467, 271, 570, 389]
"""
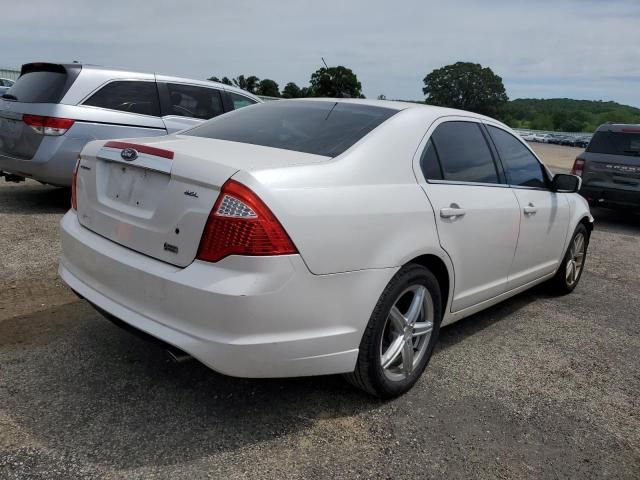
[59, 99, 592, 397]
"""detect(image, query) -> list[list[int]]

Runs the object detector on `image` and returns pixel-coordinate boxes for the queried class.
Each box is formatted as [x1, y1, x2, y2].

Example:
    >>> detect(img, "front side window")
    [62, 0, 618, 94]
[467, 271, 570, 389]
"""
[430, 121, 500, 184]
[229, 92, 257, 110]
[166, 83, 224, 120]
[488, 126, 547, 188]
[83, 81, 160, 116]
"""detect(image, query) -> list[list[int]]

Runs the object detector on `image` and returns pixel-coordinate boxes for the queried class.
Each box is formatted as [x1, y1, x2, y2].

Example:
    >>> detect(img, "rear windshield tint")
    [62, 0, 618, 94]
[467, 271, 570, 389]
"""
[183, 100, 398, 157]
[588, 131, 640, 158]
[4, 64, 80, 103]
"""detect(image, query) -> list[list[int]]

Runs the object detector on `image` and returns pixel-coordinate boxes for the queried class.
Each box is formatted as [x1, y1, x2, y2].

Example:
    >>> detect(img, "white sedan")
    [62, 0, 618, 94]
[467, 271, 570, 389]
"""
[59, 99, 593, 397]
[532, 133, 554, 143]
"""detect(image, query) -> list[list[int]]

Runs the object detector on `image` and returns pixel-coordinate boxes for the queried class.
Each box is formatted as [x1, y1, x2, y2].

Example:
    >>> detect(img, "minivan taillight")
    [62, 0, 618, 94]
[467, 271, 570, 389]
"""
[571, 157, 585, 177]
[196, 180, 297, 263]
[23, 114, 74, 136]
[71, 156, 80, 210]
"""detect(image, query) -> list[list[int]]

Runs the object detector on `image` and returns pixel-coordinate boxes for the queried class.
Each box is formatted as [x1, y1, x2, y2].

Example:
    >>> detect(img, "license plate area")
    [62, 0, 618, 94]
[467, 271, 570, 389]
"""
[101, 161, 169, 214]
[0, 117, 21, 139]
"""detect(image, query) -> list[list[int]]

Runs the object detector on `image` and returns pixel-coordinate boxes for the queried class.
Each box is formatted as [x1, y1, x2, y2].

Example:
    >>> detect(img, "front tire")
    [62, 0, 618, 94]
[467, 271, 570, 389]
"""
[548, 223, 589, 294]
[344, 264, 442, 398]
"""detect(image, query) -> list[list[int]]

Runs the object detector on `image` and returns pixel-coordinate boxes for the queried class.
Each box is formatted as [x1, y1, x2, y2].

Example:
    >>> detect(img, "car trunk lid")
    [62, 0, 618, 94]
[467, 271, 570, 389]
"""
[75, 135, 328, 267]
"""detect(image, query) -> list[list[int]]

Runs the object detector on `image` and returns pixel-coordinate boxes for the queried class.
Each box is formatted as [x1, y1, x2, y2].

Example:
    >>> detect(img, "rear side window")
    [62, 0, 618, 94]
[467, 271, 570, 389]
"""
[420, 139, 443, 180]
[184, 100, 397, 157]
[588, 131, 640, 158]
[4, 63, 80, 103]
[488, 126, 547, 188]
[229, 92, 257, 110]
[165, 83, 224, 120]
[430, 121, 500, 184]
[83, 81, 160, 117]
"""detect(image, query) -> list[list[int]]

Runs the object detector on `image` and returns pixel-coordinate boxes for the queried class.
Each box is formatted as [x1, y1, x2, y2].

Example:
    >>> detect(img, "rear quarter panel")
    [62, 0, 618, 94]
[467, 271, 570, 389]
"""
[234, 108, 449, 276]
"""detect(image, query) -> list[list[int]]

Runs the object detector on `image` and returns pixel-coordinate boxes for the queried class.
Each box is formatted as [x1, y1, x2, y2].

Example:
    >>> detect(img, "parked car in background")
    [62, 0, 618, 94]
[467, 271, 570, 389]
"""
[547, 134, 566, 145]
[520, 132, 536, 141]
[573, 136, 591, 148]
[59, 99, 592, 398]
[0, 78, 15, 96]
[531, 133, 553, 143]
[0, 62, 260, 186]
[573, 123, 640, 209]
[559, 136, 577, 146]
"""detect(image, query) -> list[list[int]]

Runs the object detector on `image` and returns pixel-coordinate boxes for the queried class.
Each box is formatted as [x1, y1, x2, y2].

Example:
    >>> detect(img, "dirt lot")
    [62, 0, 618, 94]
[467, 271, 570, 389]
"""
[528, 142, 584, 172]
[1, 149, 639, 478]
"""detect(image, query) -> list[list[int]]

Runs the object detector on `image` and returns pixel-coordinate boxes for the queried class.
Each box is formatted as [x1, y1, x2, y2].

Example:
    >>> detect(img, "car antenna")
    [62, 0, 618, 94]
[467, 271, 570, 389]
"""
[321, 57, 348, 99]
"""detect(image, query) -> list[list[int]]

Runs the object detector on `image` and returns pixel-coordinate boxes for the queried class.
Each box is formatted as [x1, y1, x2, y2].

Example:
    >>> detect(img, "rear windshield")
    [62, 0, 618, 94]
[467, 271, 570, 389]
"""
[183, 100, 398, 157]
[587, 130, 640, 158]
[3, 64, 80, 103]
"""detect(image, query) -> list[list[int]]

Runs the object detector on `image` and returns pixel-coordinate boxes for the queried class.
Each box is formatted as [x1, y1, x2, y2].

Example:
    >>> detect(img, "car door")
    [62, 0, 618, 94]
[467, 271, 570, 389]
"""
[415, 119, 521, 312]
[485, 124, 570, 288]
[158, 83, 225, 133]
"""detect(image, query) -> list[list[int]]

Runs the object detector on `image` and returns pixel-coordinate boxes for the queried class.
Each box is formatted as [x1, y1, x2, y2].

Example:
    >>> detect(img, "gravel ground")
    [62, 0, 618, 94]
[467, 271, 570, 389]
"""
[0, 176, 639, 479]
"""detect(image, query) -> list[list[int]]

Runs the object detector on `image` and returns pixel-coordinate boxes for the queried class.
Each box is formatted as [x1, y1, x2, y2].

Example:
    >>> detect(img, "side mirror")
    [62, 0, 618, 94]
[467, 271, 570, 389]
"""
[552, 173, 581, 193]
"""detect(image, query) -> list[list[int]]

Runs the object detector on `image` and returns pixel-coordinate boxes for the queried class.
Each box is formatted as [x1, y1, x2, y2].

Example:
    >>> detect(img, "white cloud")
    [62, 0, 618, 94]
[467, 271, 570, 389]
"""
[0, 0, 638, 106]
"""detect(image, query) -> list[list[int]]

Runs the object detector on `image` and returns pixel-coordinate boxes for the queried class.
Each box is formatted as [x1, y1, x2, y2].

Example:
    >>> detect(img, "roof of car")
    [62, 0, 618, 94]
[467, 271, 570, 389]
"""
[31, 62, 260, 101]
[596, 123, 640, 132]
[283, 97, 508, 128]
[292, 97, 502, 121]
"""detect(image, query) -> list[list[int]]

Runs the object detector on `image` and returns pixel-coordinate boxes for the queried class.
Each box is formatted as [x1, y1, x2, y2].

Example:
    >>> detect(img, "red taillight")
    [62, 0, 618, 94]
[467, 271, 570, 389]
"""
[196, 180, 297, 263]
[71, 156, 80, 210]
[23, 114, 74, 136]
[571, 157, 585, 177]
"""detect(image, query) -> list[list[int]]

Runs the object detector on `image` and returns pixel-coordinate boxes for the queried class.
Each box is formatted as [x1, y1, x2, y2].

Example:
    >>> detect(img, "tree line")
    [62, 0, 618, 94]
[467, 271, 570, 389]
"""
[210, 61, 640, 133]
[209, 66, 363, 99]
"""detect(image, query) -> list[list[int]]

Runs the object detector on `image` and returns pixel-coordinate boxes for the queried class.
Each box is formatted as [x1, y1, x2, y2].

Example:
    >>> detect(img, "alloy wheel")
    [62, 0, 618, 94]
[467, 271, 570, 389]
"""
[380, 285, 434, 381]
[565, 232, 586, 286]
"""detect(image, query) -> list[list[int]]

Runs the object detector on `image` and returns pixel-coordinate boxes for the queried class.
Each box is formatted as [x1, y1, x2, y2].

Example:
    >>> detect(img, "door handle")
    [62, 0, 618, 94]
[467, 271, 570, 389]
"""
[440, 205, 466, 218]
[523, 203, 537, 215]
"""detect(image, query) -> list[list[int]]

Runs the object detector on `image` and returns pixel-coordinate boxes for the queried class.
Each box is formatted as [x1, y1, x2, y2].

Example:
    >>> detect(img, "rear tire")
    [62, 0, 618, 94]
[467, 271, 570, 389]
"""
[344, 264, 442, 398]
[548, 223, 589, 295]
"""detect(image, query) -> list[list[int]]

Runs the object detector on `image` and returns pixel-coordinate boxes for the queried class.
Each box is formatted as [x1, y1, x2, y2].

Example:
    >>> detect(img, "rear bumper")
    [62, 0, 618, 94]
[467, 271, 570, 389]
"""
[0, 134, 87, 186]
[59, 212, 396, 378]
[580, 185, 640, 209]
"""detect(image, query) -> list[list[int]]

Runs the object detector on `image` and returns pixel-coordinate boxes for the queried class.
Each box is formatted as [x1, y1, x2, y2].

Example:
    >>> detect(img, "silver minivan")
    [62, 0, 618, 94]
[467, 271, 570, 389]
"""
[0, 63, 260, 186]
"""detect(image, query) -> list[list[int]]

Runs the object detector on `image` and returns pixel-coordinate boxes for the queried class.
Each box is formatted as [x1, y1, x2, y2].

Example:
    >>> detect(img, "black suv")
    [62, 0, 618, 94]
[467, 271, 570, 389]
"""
[573, 123, 640, 209]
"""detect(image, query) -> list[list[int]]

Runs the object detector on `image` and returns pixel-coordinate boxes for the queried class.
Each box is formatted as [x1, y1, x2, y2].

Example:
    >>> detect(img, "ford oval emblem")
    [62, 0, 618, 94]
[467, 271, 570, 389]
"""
[121, 148, 138, 161]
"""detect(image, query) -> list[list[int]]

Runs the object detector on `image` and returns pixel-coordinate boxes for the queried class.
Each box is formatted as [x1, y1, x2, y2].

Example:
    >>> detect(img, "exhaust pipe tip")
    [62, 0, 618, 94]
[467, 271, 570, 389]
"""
[1, 171, 26, 183]
[165, 345, 193, 363]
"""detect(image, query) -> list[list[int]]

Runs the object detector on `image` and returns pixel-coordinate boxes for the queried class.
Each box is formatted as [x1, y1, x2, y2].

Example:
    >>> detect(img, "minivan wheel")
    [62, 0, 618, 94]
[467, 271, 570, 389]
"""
[548, 224, 589, 295]
[344, 264, 442, 398]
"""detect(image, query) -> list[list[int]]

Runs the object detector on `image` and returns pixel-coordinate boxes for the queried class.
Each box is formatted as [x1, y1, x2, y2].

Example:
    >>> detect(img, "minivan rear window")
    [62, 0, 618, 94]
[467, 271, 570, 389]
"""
[183, 100, 398, 157]
[588, 131, 640, 158]
[3, 63, 80, 103]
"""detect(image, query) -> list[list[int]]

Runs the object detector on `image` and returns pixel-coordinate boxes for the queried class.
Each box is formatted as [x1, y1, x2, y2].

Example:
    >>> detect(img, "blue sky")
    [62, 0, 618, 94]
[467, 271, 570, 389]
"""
[1, 0, 639, 106]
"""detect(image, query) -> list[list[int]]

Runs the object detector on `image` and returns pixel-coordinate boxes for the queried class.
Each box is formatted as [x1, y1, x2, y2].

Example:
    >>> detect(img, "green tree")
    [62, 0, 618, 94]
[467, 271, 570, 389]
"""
[256, 79, 280, 97]
[309, 66, 363, 98]
[233, 75, 260, 94]
[282, 82, 303, 98]
[422, 62, 508, 117]
[208, 76, 233, 86]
